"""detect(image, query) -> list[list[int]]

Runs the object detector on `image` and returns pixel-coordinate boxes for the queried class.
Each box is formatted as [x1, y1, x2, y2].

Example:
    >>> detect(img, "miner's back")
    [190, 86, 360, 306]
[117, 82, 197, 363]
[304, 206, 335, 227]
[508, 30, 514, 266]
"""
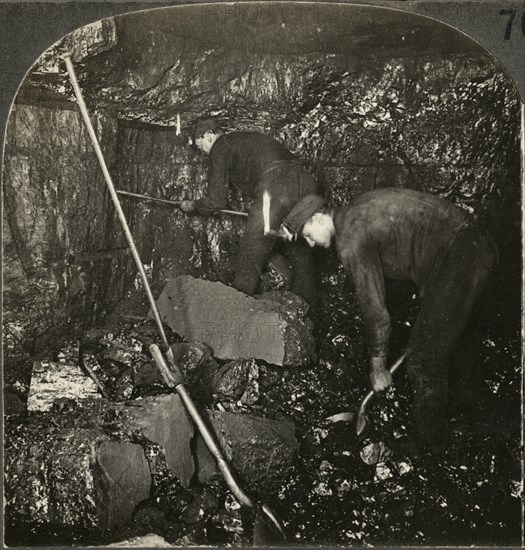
[334, 188, 474, 288]
[211, 132, 296, 192]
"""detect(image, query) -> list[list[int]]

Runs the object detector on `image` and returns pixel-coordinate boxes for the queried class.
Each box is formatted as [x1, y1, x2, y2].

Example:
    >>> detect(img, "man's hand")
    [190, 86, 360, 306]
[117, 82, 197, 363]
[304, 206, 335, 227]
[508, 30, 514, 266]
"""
[179, 200, 196, 213]
[276, 222, 296, 241]
[370, 356, 393, 393]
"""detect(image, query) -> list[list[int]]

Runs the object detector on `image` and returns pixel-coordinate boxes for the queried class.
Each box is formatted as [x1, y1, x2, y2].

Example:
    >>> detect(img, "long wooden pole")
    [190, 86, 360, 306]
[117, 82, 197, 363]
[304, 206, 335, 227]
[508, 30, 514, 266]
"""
[62, 53, 285, 538]
[116, 189, 248, 218]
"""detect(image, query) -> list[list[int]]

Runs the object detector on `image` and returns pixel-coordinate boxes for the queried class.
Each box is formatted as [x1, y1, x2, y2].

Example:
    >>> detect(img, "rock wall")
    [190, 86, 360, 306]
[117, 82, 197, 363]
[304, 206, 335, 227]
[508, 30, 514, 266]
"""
[3, 4, 521, 361]
[3, 104, 130, 357]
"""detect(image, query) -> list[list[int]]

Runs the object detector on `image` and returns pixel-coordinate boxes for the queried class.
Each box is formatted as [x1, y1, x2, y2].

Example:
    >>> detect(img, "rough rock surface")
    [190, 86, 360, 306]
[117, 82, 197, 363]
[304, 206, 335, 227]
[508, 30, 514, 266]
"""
[198, 411, 298, 497]
[5, 428, 151, 532]
[3, 6, 521, 545]
[35, 18, 117, 72]
[3, 103, 126, 364]
[155, 276, 315, 366]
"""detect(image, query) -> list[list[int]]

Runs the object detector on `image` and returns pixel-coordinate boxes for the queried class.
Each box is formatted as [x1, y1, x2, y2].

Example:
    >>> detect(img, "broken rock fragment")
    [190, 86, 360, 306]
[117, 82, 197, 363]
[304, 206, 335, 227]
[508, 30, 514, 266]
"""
[194, 433, 220, 484]
[169, 342, 218, 386]
[212, 359, 254, 401]
[259, 289, 310, 319]
[259, 253, 294, 292]
[115, 394, 195, 487]
[155, 276, 315, 366]
[212, 359, 261, 405]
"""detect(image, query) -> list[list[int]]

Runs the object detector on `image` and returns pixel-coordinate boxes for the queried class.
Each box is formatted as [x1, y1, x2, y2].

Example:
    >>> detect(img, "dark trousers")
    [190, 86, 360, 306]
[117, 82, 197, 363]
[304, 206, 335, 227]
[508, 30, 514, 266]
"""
[232, 162, 317, 311]
[405, 226, 499, 452]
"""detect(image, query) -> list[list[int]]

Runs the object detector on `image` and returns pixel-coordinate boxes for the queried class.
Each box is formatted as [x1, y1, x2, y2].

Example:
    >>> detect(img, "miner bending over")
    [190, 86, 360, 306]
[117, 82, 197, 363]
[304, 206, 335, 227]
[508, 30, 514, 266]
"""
[181, 119, 320, 312]
[280, 188, 498, 455]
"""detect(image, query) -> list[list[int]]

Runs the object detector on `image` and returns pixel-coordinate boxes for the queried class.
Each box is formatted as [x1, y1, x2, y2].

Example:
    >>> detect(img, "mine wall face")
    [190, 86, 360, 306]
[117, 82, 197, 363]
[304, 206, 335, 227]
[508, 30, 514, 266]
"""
[3, 5, 521, 365]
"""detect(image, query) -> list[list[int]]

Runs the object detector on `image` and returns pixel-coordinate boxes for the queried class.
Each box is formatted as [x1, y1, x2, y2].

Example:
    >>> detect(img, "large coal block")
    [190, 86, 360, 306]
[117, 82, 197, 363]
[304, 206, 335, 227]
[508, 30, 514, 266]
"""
[4, 394, 195, 538]
[196, 410, 298, 497]
[5, 428, 151, 533]
[155, 275, 316, 366]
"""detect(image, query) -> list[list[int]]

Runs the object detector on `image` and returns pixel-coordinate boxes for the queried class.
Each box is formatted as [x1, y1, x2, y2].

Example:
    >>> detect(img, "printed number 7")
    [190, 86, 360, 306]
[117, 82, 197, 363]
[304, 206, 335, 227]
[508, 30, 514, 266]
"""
[500, 9, 525, 40]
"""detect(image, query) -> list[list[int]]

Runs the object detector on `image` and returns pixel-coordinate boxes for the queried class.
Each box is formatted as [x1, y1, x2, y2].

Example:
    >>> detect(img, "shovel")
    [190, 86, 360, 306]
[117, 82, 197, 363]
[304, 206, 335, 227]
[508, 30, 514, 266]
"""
[63, 52, 286, 543]
[149, 345, 285, 543]
[355, 354, 406, 437]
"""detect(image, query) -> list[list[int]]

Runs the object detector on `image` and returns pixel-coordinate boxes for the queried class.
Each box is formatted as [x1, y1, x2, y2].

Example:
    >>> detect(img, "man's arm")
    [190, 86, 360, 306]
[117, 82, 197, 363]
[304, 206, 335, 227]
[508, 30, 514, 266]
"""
[341, 245, 392, 392]
[193, 146, 229, 213]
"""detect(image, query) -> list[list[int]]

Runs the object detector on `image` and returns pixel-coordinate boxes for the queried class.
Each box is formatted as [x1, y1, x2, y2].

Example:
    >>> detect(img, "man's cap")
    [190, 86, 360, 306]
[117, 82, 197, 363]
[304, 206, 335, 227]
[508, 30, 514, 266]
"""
[191, 118, 221, 141]
[283, 194, 326, 235]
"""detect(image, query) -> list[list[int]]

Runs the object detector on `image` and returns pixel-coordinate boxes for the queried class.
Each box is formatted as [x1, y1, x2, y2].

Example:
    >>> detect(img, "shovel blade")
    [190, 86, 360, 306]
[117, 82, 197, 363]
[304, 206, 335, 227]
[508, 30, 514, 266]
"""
[326, 411, 355, 424]
[356, 412, 371, 437]
[253, 504, 286, 546]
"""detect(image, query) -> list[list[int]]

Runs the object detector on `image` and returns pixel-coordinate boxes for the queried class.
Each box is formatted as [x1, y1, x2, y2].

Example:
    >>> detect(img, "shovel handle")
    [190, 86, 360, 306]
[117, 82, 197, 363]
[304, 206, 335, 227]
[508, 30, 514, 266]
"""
[388, 352, 407, 377]
[358, 354, 407, 414]
[149, 344, 256, 510]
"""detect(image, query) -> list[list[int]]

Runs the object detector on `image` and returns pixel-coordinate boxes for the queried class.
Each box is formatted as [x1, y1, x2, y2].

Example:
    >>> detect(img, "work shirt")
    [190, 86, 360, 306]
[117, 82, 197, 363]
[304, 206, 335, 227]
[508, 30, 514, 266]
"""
[333, 188, 475, 358]
[194, 132, 298, 213]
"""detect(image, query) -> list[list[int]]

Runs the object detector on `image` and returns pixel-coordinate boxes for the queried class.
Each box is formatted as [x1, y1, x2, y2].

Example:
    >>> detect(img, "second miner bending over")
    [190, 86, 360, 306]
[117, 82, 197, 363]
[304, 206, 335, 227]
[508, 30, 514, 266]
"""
[278, 188, 498, 456]
[181, 119, 319, 313]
